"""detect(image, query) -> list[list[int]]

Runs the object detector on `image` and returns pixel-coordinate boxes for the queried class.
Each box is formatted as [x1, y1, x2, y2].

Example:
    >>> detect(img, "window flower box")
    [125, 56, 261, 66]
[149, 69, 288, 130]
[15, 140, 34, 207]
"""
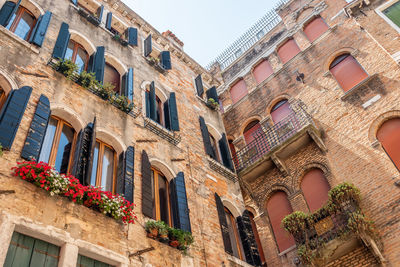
[146, 56, 167, 73]
[112, 33, 128, 47]
[77, 6, 101, 26]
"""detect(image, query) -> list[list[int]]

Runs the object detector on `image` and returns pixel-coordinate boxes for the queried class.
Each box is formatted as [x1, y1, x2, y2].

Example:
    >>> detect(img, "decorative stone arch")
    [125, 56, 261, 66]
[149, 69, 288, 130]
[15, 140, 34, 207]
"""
[265, 94, 291, 115]
[221, 197, 242, 218]
[104, 53, 128, 76]
[240, 116, 263, 136]
[295, 6, 314, 23]
[0, 68, 18, 94]
[9, 0, 45, 18]
[245, 205, 259, 218]
[250, 57, 270, 73]
[262, 183, 293, 209]
[368, 110, 400, 145]
[95, 127, 126, 155]
[292, 162, 333, 192]
[140, 81, 168, 102]
[68, 30, 96, 55]
[50, 104, 85, 133]
[323, 47, 357, 72]
[148, 158, 176, 182]
[206, 123, 222, 140]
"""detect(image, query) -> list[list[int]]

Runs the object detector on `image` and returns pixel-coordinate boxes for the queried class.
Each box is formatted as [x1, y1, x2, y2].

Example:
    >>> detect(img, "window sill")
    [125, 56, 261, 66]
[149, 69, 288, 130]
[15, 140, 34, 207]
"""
[0, 26, 39, 54]
[226, 254, 253, 267]
[73, 5, 102, 27]
[145, 57, 168, 74]
[340, 74, 378, 101]
[207, 157, 237, 182]
[143, 117, 181, 145]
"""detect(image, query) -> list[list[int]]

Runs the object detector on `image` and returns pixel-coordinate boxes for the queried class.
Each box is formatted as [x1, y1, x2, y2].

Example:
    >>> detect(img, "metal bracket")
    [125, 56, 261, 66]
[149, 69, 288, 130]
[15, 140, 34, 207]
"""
[129, 247, 155, 258]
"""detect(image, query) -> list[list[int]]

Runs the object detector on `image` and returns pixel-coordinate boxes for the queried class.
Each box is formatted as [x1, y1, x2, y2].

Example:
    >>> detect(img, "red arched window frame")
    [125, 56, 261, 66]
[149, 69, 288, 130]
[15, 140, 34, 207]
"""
[225, 207, 244, 260]
[270, 99, 293, 124]
[303, 17, 329, 42]
[301, 168, 330, 212]
[248, 211, 266, 265]
[65, 40, 89, 73]
[377, 118, 400, 171]
[0, 86, 7, 111]
[243, 120, 262, 145]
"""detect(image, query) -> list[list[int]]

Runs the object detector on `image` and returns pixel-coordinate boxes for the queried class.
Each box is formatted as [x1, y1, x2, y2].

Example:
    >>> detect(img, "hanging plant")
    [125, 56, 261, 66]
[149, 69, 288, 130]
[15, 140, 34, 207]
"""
[282, 211, 307, 235]
[328, 182, 360, 205]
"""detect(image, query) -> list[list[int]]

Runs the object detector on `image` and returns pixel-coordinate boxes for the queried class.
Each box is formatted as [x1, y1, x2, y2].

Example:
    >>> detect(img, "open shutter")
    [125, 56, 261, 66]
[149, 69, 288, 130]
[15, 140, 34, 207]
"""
[93, 46, 105, 83]
[199, 116, 215, 158]
[105, 12, 112, 30]
[195, 75, 204, 97]
[122, 68, 134, 102]
[96, 5, 104, 23]
[215, 193, 233, 254]
[70, 123, 94, 184]
[160, 51, 172, 70]
[85, 117, 97, 185]
[170, 172, 191, 232]
[218, 133, 234, 171]
[52, 22, 70, 59]
[237, 211, 262, 266]
[21, 94, 51, 160]
[0, 0, 21, 27]
[141, 150, 153, 218]
[116, 146, 135, 203]
[168, 92, 179, 131]
[0, 86, 32, 150]
[145, 91, 150, 118]
[206, 86, 219, 103]
[163, 101, 170, 130]
[29, 11, 52, 47]
[144, 35, 152, 57]
[127, 27, 138, 46]
[149, 81, 157, 121]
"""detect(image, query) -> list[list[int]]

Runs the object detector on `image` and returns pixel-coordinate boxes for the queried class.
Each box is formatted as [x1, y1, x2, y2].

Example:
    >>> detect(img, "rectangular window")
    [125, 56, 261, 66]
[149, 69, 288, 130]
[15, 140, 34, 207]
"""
[77, 254, 113, 267]
[230, 79, 248, 105]
[277, 39, 301, 64]
[303, 17, 329, 42]
[383, 1, 400, 28]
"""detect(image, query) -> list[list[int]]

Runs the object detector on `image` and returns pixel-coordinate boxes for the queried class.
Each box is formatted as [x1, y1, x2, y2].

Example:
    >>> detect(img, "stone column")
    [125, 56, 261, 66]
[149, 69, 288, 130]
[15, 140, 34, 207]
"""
[59, 243, 79, 267]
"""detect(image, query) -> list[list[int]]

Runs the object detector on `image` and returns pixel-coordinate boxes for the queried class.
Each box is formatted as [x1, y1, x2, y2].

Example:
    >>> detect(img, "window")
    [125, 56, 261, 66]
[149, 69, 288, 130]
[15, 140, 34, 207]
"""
[209, 133, 221, 162]
[301, 168, 330, 212]
[329, 54, 368, 92]
[243, 120, 262, 145]
[230, 79, 247, 105]
[270, 99, 293, 123]
[277, 39, 301, 64]
[4, 232, 60, 267]
[377, 118, 400, 171]
[253, 60, 273, 85]
[90, 140, 116, 192]
[77, 255, 113, 267]
[0, 86, 6, 111]
[303, 17, 329, 42]
[38, 117, 76, 174]
[64, 40, 89, 74]
[104, 63, 120, 94]
[5, 6, 36, 40]
[225, 207, 245, 260]
[382, 1, 400, 28]
[248, 211, 266, 265]
[151, 168, 172, 225]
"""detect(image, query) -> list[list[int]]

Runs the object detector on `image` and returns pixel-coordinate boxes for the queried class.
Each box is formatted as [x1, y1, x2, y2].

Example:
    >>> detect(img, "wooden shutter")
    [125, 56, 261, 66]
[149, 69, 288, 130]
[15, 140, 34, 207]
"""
[236, 211, 262, 266]
[52, 22, 70, 59]
[29, 11, 52, 47]
[116, 146, 135, 203]
[21, 94, 51, 160]
[243, 122, 261, 145]
[206, 86, 219, 103]
[330, 55, 368, 92]
[105, 12, 112, 30]
[277, 39, 301, 64]
[85, 117, 97, 185]
[199, 116, 215, 158]
[70, 123, 94, 184]
[253, 60, 273, 85]
[168, 92, 179, 131]
[215, 193, 233, 254]
[170, 172, 191, 232]
[93, 46, 105, 83]
[303, 17, 329, 42]
[271, 100, 292, 124]
[163, 101, 170, 130]
[0, 0, 21, 27]
[144, 35, 152, 57]
[141, 150, 153, 218]
[127, 27, 138, 46]
[149, 81, 157, 121]
[29, 238, 60, 266]
[96, 5, 104, 23]
[218, 134, 234, 171]
[195, 75, 204, 97]
[301, 168, 330, 212]
[160, 51, 172, 70]
[384, 2, 400, 27]
[0, 86, 32, 150]
[122, 68, 134, 102]
[145, 91, 150, 118]
[377, 118, 400, 171]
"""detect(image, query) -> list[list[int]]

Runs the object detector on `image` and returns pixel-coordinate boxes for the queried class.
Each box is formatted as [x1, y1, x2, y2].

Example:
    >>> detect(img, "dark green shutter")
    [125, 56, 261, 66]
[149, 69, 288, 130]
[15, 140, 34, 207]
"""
[218, 133, 234, 171]
[141, 150, 153, 218]
[29, 11, 52, 47]
[199, 116, 215, 159]
[0, 86, 32, 150]
[144, 35, 152, 57]
[145, 91, 150, 118]
[105, 12, 112, 30]
[86, 117, 97, 185]
[127, 27, 138, 46]
[71, 123, 94, 184]
[93, 46, 105, 83]
[123, 68, 134, 102]
[77, 255, 111, 267]
[0, 0, 21, 27]
[160, 51, 171, 70]
[215, 193, 233, 255]
[116, 146, 134, 203]
[206, 86, 219, 103]
[163, 101, 170, 130]
[170, 172, 191, 232]
[195, 75, 204, 97]
[52, 22, 70, 59]
[21, 94, 51, 161]
[237, 211, 262, 266]
[149, 81, 157, 121]
[168, 92, 179, 131]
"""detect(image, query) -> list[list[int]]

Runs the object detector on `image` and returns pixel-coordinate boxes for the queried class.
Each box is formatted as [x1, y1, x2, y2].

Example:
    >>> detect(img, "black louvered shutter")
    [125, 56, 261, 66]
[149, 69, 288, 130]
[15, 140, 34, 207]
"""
[21, 95, 50, 160]
[170, 172, 191, 232]
[144, 35, 152, 57]
[70, 123, 94, 184]
[0, 86, 32, 150]
[168, 92, 179, 131]
[141, 150, 153, 218]
[149, 81, 157, 121]
[195, 75, 204, 97]
[85, 117, 97, 185]
[116, 146, 135, 203]
[215, 193, 233, 254]
[218, 134, 234, 171]
[105, 12, 112, 30]
[52, 22, 70, 59]
[96, 5, 104, 23]
[145, 91, 150, 118]
[93, 46, 105, 83]
[160, 51, 171, 70]
[0, 0, 21, 27]
[237, 211, 262, 266]
[163, 101, 170, 130]
[199, 116, 215, 159]
[122, 68, 134, 102]
[29, 11, 52, 47]
[206, 86, 219, 103]
[127, 27, 138, 46]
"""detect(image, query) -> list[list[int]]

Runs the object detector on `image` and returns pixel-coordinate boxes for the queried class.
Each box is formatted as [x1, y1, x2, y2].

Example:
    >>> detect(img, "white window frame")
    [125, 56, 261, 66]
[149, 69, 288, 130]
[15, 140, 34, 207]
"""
[376, 0, 400, 34]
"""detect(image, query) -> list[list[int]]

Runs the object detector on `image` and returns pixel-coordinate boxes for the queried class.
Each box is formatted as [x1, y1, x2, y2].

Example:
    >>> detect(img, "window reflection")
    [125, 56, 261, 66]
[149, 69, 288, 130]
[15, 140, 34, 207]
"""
[151, 168, 171, 226]
[6, 7, 36, 41]
[65, 40, 89, 74]
[90, 140, 116, 192]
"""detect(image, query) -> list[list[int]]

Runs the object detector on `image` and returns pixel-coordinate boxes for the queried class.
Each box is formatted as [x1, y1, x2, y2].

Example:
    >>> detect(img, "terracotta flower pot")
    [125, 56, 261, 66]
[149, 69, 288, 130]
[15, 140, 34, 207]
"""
[150, 228, 158, 238]
[169, 240, 179, 248]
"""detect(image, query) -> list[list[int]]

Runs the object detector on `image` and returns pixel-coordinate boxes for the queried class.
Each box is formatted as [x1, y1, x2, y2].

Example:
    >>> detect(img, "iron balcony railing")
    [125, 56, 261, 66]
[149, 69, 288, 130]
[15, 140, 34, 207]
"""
[233, 109, 315, 171]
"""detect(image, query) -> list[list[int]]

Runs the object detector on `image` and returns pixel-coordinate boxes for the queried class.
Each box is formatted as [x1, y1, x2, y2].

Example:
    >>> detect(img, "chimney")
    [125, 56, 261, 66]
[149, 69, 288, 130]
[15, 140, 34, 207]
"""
[162, 30, 184, 50]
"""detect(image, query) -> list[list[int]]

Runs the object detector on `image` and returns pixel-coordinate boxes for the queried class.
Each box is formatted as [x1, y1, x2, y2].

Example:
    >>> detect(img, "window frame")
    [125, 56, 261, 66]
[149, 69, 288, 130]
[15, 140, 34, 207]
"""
[104, 63, 121, 94]
[376, 0, 400, 34]
[277, 38, 301, 64]
[224, 207, 244, 260]
[92, 139, 117, 193]
[252, 59, 274, 85]
[209, 132, 221, 162]
[66, 40, 89, 73]
[0, 86, 6, 111]
[6, 6, 37, 41]
[151, 167, 173, 226]
[302, 16, 329, 43]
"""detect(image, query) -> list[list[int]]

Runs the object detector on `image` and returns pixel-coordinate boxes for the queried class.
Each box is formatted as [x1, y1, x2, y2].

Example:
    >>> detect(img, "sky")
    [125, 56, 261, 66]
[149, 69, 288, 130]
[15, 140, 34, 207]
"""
[121, 0, 283, 67]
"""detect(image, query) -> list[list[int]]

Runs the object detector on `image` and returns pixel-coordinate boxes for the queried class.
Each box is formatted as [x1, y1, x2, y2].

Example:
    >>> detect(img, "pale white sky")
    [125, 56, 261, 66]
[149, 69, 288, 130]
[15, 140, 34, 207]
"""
[122, 0, 283, 67]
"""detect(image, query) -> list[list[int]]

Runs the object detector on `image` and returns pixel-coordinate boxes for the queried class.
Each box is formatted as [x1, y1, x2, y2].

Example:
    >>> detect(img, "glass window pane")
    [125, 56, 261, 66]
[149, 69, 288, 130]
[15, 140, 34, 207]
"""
[13, 11, 35, 40]
[54, 123, 74, 174]
[158, 174, 169, 225]
[101, 146, 114, 192]
[104, 64, 120, 93]
[38, 118, 58, 164]
[384, 2, 400, 28]
[5, 13, 16, 30]
[225, 210, 240, 258]
[151, 170, 156, 219]
[90, 142, 100, 186]
[64, 41, 74, 61]
[76, 47, 88, 74]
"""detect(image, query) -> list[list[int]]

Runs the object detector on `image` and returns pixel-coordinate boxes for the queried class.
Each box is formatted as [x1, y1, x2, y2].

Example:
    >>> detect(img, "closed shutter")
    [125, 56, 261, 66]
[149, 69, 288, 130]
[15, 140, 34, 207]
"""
[0, 0, 21, 27]
[85, 117, 97, 185]
[105, 12, 112, 30]
[141, 150, 153, 218]
[377, 118, 400, 171]
[230, 79, 247, 105]
[116, 146, 135, 203]
[195, 75, 204, 97]
[70, 123, 94, 184]
[253, 60, 273, 85]
[277, 39, 300, 64]
[127, 27, 138, 46]
[149, 81, 157, 121]
[144, 35, 152, 57]
[163, 101, 170, 130]
[122, 68, 134, 102]
[301, 168, 330, 212]
[215, 193, 233, 254]
[218, 134, 234, 171]
[170, 172, 191, 232]
[29, 11, 52, 47]
[21, 94, 51, 160]
[160, 51, 172, 70]
[236, 211, 262, 266]
[93, 46, 105, 83]
[168, 92, 179, 131]
[0, 86, 32, 150]
[145, 91, 150, 118]
[303, 17, 329, 43]
[52, 22, 70, 59]
[206, 86, 218, 103]
[199, 116, 215, 158]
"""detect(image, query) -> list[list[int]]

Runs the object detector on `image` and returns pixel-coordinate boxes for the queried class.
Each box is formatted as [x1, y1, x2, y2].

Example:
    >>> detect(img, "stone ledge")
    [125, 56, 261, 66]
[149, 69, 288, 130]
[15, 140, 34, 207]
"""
[207, 157, 237, 182]
[143, 117, 181, 145]
[340, 74, 379, 101]
[226, 254, 253, 267]
[0, 26, 39, 54]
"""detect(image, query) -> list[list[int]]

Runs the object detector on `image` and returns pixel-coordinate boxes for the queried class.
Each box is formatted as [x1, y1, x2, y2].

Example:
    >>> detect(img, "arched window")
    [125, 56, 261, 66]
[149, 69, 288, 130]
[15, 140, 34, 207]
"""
[5, 5, 36, 40]
[329, 54, 368, 92]
[270, 99, 292, 124]
[248, 211, 266, 265]
[253, 60, 273, 85]
[225, 207, 245, 260]
[243, 120, 262, 145]
[104, 63, 121, 94]
[230, 79, 248, 105]
[277, 39, 301, 64]
[151, 168, 172, 225]
[38, 117, 77, 174]
[377, 118, 400, 171]
[90, 140, 116, 192]
[301, 168, 330, 212]
[266, 191, 295, 252]
[65, 40, 89, 74]
[303, 17, 329, 42]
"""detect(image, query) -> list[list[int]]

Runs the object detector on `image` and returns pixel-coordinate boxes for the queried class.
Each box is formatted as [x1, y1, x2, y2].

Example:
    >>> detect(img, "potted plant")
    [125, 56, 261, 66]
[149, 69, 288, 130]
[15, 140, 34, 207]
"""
[56, 59, 78, 80]
[145, 220, 159, 238]
[206, 98, 219, 110]
[178, 231, 194, 252]
[0, 143, 3, 157]
[77, 71, 97, 89]
[168, 227, 182, 248]
[158, 222, 170, 243]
